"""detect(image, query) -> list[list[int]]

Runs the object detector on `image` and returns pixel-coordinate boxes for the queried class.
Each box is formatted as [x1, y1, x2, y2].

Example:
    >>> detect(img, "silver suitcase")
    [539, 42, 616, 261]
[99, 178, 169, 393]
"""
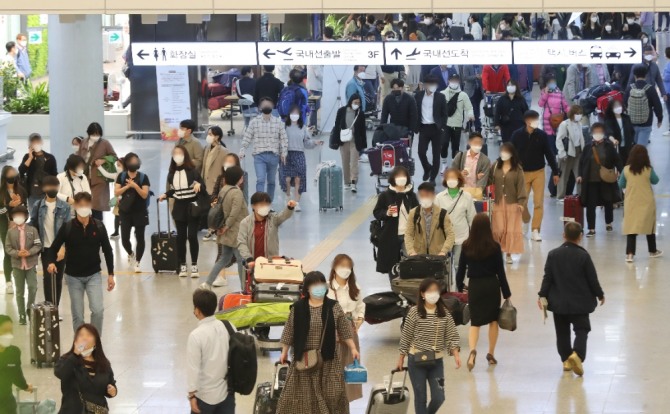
[366, 368, 410, 414]
[253, 283, 301, 303]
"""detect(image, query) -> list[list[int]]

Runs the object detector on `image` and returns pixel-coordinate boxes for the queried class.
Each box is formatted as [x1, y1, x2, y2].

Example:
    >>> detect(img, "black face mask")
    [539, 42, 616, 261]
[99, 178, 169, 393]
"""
[5, 176, 16, 184]
[127, 164, 139, 172]
[392, 90, 402, 96]
[46, 189, 59, 198]
[261, 107, 273, 115]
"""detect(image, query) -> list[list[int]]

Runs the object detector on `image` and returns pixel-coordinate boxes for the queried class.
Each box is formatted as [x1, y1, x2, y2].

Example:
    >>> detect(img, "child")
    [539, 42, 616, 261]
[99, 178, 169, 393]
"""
[0, 314, 33, 413]
[279, 105, 322, 212]
[4, 206, 41, 325]
[100, 158, 123, 239]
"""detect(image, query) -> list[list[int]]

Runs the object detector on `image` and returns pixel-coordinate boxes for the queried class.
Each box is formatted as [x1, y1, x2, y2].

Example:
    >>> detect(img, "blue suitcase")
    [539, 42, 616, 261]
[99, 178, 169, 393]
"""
[318, 163, 343, 212]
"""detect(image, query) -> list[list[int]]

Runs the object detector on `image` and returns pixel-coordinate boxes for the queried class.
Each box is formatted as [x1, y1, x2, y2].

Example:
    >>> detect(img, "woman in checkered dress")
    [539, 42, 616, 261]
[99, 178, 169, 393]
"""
[277, 272, 358, 414]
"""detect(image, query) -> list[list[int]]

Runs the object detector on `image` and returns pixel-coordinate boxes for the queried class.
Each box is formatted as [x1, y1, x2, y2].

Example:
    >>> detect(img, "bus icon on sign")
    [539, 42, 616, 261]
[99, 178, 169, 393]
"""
[590, 46, 603, 59]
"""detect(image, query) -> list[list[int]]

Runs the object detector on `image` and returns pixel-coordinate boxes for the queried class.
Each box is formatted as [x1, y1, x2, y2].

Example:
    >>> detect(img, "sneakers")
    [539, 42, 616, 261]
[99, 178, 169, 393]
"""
[198, 282, 212, 291]
[18, 315, 27, 325]
[294, 202, 302, 212]
[568, 352, 584, 376]
[110, 232, 120, 240]
[191, 265, 199, 278]
[563, 360, 572, 372]
[351, 183, 357, 193]
[531, 230, 542, 242]
[586, 230, 596, 238]
[179, 265, 188, 277]
[128, 253, 135, 265]
[5, 282, 13, 294]
[556, 198, 565, 204]
[626, 254, 634, 263]
[606, 224, 613, 232]
[650, 250, 664, 259]
[203, 230, 214, 242]
[134, 264, 142, 273]
[212, 275, 228, 287]
[359, 154, 369, 163]
[505, 254, 513, 264]
[344, 184, 352, 191]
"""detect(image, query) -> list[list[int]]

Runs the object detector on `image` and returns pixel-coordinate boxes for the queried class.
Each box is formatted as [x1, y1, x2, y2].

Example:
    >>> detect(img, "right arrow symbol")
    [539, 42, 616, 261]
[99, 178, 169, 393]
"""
[625, 48, 637, 57]
[136, 49, 149, 60]
[390, 48, 402, 59]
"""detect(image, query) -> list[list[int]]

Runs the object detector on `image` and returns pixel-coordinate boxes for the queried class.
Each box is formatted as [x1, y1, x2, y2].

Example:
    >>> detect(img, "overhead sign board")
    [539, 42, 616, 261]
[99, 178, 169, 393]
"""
[107, 30, 123, 45]
[384, 41, 513, 65]
[257, 41, 384, 65]
[27, 28, 42, 45]
[513, 40, 643, 65]
[131, 42, 258, 66]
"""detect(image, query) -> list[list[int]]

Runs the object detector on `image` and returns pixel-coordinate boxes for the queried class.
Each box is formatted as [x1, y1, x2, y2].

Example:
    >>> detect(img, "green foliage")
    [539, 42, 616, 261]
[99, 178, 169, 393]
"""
[26, 15, 48, 78]
[0, 65, 21, 104]
[281, 33, 295, 41]
[4, 81, 49, 114]
[325, 14, 347, 39]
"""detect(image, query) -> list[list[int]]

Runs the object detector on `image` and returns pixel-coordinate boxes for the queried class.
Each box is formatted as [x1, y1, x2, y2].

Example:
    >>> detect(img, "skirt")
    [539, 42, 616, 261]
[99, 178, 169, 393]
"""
[492, 199, 524, 254]
[338, 320, 362, 402]
[279, 151, 307, 194]
[468, 276, 502, 326]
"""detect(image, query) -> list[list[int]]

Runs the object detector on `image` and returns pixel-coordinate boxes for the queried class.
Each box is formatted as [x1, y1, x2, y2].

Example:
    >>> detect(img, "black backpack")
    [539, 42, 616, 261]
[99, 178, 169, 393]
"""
[207, 187, 235, 230]
[222, 321, 257, 395]
[446, 92, 460, 117]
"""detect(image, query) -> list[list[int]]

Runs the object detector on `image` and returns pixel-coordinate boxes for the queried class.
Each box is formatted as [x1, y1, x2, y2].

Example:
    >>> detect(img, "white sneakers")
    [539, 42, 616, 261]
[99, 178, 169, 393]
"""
[505, 254, 513, 264]
[351, 183, 357, 193]
[531, 230, 542, 242]
[191, 265, 199, 278]
[663, 131, 670, 136]
[203, 230, 215, 242]
[134, 264, 141, 274]
[5, 282, 13, 294]
[344, 184, 352, 190]
[650, 250, 664, 259]
[213, 275, 228, 287]
[199, 282, 212, 291]
[294, 203, 302, 212]
[626, 254, 634, 263]
[440, 160, 448, 174]
[179, 265, 188, 277]
[359, 154, 369, 163]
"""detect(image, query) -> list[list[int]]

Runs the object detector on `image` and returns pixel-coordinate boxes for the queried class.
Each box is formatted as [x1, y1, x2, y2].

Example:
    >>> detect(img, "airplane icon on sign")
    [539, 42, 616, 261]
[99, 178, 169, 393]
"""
[277, 48, 292, 56]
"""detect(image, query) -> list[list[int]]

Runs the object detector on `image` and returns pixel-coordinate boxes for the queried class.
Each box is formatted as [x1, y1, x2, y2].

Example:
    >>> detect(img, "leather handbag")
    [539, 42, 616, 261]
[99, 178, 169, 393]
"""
[544, 101, 565, 131]
[295, 309, 329, 373]
[412, 324, 438, 367]
[498, 299, 517, 331]
[592, 147, 617, 183]
[79, 390, 109, 414]
[339, 112, 359, 143]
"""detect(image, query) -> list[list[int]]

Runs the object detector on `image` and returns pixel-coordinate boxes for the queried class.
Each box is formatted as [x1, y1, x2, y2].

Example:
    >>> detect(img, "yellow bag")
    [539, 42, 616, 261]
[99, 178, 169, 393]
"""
[462, 187, 483, 201]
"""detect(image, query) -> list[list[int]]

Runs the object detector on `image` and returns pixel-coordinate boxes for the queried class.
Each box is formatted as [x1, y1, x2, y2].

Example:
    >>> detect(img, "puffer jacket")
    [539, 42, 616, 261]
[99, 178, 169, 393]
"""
[538, 89, 570, 135]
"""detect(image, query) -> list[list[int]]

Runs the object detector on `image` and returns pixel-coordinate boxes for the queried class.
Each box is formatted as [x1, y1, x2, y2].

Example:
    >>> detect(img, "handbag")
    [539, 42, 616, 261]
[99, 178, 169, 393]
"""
[412, 323, 438, 367]
[295, 308, 330, 373]
[544, 99, 565, 131]
[344, 359, 368, 384]
[78, 389, 109, 414]
[498, 299, 517, 331]
[189, 190, 210, 219]
[339, 112, 359, 143]
[591, 146, 617, 183]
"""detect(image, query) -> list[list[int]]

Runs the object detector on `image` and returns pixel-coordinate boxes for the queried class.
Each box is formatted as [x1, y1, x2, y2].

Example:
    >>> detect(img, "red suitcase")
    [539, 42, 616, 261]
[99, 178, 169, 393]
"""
[562, 195, 584, 226]
[596, 90, 623, 114]
[208, 82, 228, 98]
[208, 96, 232, 111]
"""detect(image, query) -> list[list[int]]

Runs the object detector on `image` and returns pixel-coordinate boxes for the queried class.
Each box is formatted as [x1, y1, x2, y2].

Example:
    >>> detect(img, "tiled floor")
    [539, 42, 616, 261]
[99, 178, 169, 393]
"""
[1, 110, 668, 413]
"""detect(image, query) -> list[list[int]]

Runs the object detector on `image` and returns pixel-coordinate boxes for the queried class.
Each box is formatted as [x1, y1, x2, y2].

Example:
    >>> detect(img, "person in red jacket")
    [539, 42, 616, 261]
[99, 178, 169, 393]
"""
[482, 65, 510, 94]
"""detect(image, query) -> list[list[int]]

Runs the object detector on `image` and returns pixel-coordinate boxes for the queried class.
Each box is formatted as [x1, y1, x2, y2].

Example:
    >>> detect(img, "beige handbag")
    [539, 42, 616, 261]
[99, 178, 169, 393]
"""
[295, 309, 329, 373]
[592, 147, 617, 184]
[462, 187, 483, 200]
[254, 257, 304, 284]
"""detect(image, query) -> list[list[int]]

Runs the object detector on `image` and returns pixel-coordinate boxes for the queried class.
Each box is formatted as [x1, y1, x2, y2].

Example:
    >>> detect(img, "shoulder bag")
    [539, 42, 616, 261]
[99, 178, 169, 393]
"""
[498, 299, 517, 331]
[295, 308, 330, 373]
[544, 100, 565, 132]
[412, 320, 438, 367]
[78, 384, 109, 414]
[592, 146, 617, 183]
[339, 111, 360, 143]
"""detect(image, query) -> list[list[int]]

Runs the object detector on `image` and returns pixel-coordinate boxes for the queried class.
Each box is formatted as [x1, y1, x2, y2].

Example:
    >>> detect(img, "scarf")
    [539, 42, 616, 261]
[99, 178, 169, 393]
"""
[292, 297, 337, 362]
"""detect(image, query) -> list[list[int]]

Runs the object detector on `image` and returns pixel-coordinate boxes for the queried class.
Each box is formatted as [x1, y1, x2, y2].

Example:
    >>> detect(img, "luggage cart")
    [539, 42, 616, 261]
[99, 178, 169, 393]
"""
[483, 93, 503, 145]
[366, 136, 414, 194]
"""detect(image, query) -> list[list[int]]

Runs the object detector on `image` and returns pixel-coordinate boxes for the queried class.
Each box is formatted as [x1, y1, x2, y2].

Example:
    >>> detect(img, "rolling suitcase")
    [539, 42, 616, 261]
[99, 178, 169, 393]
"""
[253, 362, 290, 414]
[363, 292, 409, 325]
[208, 95, 232, 111]
[318, 163, 343, 212]
[254, 257, 304, 284]
[208, 82, 228, 98]
[151, 200, 180, 274]
[29, 272, 60, 369]
[393, 254, 449, 280]
[391, 277, 448, 305]
[253, 283, 302, 303]
[562, 195, 584, 226]
[366, 368, 410, 414]
[219, 292, 252, 311]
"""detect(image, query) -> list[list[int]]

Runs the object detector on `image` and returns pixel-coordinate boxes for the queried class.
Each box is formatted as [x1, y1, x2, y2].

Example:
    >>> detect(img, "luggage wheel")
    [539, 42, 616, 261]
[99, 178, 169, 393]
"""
[227, 130, 235, 136]
[221, 111, 231, 120]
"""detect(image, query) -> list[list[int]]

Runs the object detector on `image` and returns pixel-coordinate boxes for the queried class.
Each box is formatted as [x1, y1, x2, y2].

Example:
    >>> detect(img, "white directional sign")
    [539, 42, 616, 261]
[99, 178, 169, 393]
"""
[384, 41, 513, 65]
[257, 42, 384, 65]
[513, 40, 643, 64]
[131, 42, 258, 66]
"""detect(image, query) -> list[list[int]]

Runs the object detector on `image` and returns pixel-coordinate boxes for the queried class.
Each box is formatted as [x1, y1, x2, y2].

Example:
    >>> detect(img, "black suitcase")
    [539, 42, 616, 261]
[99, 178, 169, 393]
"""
[393, 254, 449, 280]
[363, 292, 409, 325]
[29, 272, 60, 368]
[253, 283, 301, 303]
[151, 200, 179, 273]
[253, 361, 289, 414]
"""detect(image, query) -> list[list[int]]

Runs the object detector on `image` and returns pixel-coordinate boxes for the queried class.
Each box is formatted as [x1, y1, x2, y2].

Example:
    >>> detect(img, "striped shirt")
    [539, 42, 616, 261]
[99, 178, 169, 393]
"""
[399, 306, 460, 356]
[171, 170, 197, 200]
[240, 115, 288, 158]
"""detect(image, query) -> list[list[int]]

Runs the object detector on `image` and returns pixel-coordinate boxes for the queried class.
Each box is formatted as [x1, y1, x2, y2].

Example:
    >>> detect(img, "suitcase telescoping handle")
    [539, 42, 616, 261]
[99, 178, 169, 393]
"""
[156, 198, 172, 236]
[388, 367, 408, 396]
[15, 385, 38, 403]
[271, 361, 290, 399]
[48, 271, 57, 306]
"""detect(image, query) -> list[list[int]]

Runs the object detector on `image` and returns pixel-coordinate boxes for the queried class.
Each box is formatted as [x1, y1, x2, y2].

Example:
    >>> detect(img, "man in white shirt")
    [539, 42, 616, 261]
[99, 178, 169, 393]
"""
[187, 289, 235, 414]
[2, 41, 23, 79]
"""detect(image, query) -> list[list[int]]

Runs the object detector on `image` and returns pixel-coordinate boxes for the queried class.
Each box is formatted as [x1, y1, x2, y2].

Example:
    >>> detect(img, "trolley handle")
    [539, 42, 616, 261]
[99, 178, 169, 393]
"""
[156, 198, 172, 236]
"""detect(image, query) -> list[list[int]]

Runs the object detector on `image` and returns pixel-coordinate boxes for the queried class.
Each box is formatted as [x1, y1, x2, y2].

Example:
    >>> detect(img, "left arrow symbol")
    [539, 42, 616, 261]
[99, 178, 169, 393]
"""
[263, 49, 276, 59]
[137, 49, 149, 60]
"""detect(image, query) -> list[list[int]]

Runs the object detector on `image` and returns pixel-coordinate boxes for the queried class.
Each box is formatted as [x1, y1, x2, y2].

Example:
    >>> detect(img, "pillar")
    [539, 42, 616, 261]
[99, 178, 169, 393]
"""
[48, 15, 103, 165]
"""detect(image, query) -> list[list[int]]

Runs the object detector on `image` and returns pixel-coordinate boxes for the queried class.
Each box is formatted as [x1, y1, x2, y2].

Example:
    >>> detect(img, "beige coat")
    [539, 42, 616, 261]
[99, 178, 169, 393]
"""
[216, 185, 248, 247]
[404, 205, 456, 256]
[622, 166, 656, 235]
[201, 144, 229, 195]
[79, 138, 117, 212]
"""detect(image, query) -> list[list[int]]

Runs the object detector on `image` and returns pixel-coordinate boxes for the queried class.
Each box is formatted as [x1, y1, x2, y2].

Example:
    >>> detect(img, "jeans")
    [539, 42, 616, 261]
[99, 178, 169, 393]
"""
[408, 355, 445, 414]
[418, 124, 442, 181]
[441, 126, 462, 160]
[452, 244, 462, 284]
[626, 234, 657, 255]
[308, 90, 322, 128]
[205, 245, 245, 288]
[27, 195, 41, 216]
[13, 267, 37, 317]
[192, 393, 235, 414]
[66, 273, 104, 334]
[254, 152, 280, 202]
[633, 125, 652, 146]
[553, 313, 591, 362]
[175, 218, 200, 265]
[41, 247, 65, 305]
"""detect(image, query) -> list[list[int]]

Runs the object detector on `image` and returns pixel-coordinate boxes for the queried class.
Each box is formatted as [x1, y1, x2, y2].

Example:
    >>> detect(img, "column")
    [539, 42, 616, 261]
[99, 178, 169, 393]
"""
[48, 15, 103, 165]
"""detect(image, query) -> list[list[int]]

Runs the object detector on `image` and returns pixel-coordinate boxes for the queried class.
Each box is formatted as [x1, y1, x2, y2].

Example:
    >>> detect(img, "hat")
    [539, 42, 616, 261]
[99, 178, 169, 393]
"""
[448, 73, 460, 80]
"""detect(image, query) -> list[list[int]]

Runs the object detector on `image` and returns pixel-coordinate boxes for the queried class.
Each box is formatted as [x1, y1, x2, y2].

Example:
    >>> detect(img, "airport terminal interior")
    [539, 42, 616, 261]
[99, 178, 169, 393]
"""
[1, 8, 670, 414]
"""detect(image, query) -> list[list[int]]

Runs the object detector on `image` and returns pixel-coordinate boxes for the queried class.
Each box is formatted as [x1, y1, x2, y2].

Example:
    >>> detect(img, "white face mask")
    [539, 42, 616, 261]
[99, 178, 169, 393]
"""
[517, 16, 524, 22]
[81, 346, 95, 358]
[351, 104, 360, 111]
[642, 38, 649, 44]
[574, 114, 583, 122]
[424, 291, 440, 305]
[605, 25, 612, 32]
[470, 145, 482, 154]
[72, 145, 80, 153]
[591, 16, 598, 23]
[592, 133, 605, 141]
[627, 18, 635, 24]
[32, 144, 42, 153]
[173, 154, 184, 165]
[89, 135, 100, 143]
[177, 129, 186, 139]
[448, 82, 460, 90]
[290, 113, 300, 122]
[506, 85, 517, 94]
[500, 152, 512, 161]
[419, 197, 433, 209]
[613, 106, 623, 115]
[644, 54, 654, 62]
[256, 206, 271, 217]
[335, 267, 352, 279]
[529, 120, 540, 129]
[18, 40, 27, 48]
[76, 207, 92, 217]
[0, 333, 13, 348]
[206, 134, 216, 145]
[395, 176, 407, 187]
[427, 85, 438, 93]
[446, 179, 459, 189]
[424, 18, 433, 25]
[223, 162, 235, 170]
[75, 168, 85, 177]
[12, 216, 26, 225]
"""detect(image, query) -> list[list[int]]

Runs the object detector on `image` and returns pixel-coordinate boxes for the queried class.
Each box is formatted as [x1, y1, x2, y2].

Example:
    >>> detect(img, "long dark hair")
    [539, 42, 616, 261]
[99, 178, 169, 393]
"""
[496, 142, 521, 170]
[284, 105, 304, 128]
[506, 79, 523, 100]
[328, 254, 360, 300]
[302, 271, 327, 299]
[220, 153, 241, 177]
[416, 278, 447, 318]
[627, 144, 652, 175]
[604, 99, 625, 122]
[462, 213, 500, 259]
[0, 166, 24, 205]
[169, 144, 195, 173]
[65, 323, 111, 373]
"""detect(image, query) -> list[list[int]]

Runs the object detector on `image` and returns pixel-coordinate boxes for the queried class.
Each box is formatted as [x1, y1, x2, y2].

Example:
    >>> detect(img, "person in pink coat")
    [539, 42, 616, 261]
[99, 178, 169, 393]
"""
[538, 75, 570, 197]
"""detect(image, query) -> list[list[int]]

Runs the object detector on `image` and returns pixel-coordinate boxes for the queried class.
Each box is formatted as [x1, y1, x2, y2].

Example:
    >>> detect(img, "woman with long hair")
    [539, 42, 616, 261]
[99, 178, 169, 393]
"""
[494, 79, 529, 143]
[604, 99, 635, 166]
[277, 271, 359, 414]
[78, 122, 117, 221]
[327, 254, 365, 402]
[54, 324, 117, 414]
[488, 143, 527, 263]
[330, 94, 367, 193]
[457, 214, 512, 371]
[56, 154, 91, 218]
[397, 278, 461, 414]
[0, 166, 27, 294]
[158, 145, 204, 277]
[619, 145, 663, 262]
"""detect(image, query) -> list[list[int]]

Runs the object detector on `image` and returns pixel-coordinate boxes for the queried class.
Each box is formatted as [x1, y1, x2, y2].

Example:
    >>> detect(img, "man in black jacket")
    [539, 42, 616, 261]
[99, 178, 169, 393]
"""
[414, 75, 448, 183]
[511, 110, 560, 242]
[538, 222, 605, 376]
[253, 65, 285, 112]
[381, 79, 418, 131]
[19, 133, 58, 212]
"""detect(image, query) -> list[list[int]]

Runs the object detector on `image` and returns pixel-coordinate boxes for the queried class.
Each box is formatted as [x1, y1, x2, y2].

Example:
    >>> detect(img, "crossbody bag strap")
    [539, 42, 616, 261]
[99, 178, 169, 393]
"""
[433, 317, 439, 351]
[318, 307, 331, 351]
[448, 191, 463, 215]
[592, 146, 602, 166]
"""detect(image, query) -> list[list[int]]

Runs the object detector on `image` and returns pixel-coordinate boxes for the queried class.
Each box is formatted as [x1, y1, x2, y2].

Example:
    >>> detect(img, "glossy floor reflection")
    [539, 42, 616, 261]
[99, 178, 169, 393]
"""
[1, 111, 668, 413]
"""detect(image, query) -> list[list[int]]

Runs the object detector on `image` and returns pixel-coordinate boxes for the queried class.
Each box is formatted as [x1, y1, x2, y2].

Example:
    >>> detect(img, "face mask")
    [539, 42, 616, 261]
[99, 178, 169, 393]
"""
[76, 207, 92, 217]
[574, 114, 583, 122]
[529, 120, 540, 129]
[89, 135, 100, 143]
[351, 104, 360, 111]
[605, 25, 612, 32]
[392, 90, 402, 96]
[386, 37, 397, 41]
[18, 41, 27, 48]
[76, 168, 85, 177]
[0, 334, 13, 348]
[223, 162, 235, 170]
[591, 16, 598, 22]
[644, 54, 654, 62]
[290, 113, 300, 122]
[424, 19, 433, 25]
[5, 176, 16, 184]
[177, 129, 186, 139]
[395, 176, 407, 187]
[13, 216, 25, 225]
[206, 134, 216, 145]
[427, 85, 438, 93]
[126, 164, 139, 172]
[614, 106, 623, 115]
[506, 85, 517, 94]
[419, 197, 433, 209]
[424, 291, 440, 305]
[173, 154, 184, 165]
[46, 189, 59, 198]
[261, 106, 274, 115]
[499, 24, 507, 30]
[72, 145, 80, 153]
[81, 346, 95, 358]
[256, 205, 271, 217]
[446, 179, 459, 189]
[32, 144, 42, 153]
[500, 152, 512, 161]
[448, 82, 460, 90]
[592, 133, 605, 141]
[310, 284, 328, 299]
[335, 267, 352, 279]
[548, 82, 557, 90]
[517, 16, 524, 22]
[642, 38, 649, 44]
[470, 145, 482, 154]
[627, 18, 635, 24]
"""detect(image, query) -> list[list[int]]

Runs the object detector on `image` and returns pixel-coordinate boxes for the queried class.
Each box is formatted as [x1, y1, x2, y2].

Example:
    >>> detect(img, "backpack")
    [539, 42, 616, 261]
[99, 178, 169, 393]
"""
[118, 171, 154, 210]
[628, 84, 651, 125]
[222, 320, 257, 395]
[277, 85, 306, 118]
[446, 92, 460, 117]
[534, 17, 548, 36]
[413, 208, 448, 239]
[207, 187, 235, 230]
